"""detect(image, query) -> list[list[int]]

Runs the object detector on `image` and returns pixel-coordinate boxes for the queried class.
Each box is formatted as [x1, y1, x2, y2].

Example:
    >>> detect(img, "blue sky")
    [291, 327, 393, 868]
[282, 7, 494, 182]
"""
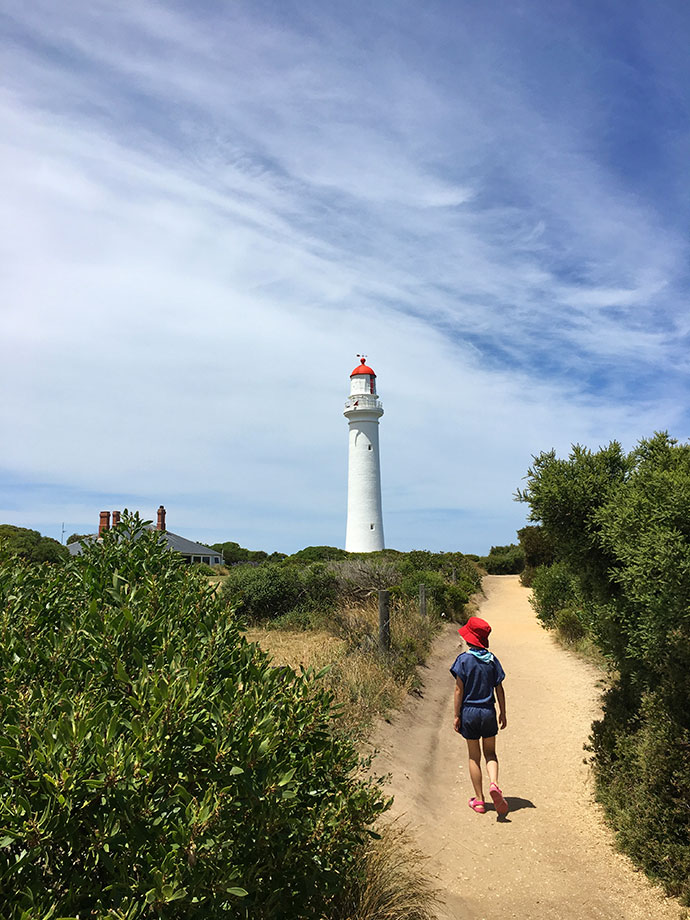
[2, 0, 689, 554]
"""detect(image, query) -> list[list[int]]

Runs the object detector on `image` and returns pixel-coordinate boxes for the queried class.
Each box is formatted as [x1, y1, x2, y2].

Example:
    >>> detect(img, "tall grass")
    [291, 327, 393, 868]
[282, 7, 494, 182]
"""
[337, 821, 440, 920]
[245, 597, 446, 918]
[249, 597, 440, 739]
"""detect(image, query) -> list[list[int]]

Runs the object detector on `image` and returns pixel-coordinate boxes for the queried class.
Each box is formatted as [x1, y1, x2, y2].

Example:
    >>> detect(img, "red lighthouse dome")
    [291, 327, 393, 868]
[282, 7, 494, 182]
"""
[350, 357, 376, 377]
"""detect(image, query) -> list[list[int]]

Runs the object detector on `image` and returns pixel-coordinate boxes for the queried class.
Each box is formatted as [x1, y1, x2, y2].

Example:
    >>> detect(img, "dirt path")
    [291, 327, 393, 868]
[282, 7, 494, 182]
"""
[369, 576, 683, 920]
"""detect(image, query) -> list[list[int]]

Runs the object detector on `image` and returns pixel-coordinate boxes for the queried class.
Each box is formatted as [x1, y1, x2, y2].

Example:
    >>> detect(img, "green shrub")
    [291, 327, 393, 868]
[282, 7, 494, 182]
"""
[221, 561, 337, 622]
[591, 687, 690, 902]
[529, 561, 579, 627]
[519, 565, 536, 587]
[288, 545, 350, 563]
[0, 514, 388, 919]
[477, 544, 525, 575]
[520, 432, 690, 902]
[554, 607, 585, 642]
[517, 525, 556, 569]
[192, 561, 216, 575]
[395, 570, 467, 618]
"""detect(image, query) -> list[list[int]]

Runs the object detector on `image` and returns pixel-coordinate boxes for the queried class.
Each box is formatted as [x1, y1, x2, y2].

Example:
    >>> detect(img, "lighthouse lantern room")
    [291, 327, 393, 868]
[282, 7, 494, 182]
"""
[344, 357, 385, 552]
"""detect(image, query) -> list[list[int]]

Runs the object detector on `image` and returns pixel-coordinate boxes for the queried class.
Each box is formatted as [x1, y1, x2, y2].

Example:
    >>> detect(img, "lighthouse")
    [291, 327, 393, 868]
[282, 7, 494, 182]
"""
[344, 357, 385, 552]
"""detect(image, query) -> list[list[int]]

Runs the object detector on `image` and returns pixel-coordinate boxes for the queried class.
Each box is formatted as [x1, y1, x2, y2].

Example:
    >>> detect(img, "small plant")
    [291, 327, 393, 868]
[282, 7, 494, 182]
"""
[554, 606, 585, 642]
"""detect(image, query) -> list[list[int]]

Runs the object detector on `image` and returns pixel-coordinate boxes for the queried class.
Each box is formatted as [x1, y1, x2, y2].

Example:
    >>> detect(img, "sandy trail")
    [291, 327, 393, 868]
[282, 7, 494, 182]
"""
[370, 576, 682, 920]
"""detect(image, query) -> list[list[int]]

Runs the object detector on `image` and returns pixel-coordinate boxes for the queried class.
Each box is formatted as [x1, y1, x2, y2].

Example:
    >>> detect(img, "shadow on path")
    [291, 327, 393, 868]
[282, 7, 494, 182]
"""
[485, 796, 536, 822]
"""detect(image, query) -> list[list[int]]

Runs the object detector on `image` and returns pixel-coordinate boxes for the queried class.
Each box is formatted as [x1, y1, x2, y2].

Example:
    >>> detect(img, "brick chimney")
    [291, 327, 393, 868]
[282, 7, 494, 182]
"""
[157, 505, 166, 531]
[112, 510, 121, 527]
[98, 511, 111, 536]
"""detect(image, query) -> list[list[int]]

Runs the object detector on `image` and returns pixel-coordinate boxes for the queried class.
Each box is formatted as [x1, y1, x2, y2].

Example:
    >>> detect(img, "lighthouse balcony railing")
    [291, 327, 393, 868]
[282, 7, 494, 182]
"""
[344, 396, 383, 411]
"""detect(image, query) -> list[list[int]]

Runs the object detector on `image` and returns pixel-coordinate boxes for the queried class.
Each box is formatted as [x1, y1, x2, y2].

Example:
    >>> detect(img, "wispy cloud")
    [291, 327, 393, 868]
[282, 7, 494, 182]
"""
[2, 0, 689, 552]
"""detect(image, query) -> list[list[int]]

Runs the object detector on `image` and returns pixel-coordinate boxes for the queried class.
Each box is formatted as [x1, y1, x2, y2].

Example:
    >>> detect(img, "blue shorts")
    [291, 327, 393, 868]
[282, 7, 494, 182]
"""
[460, 705, 498, 740]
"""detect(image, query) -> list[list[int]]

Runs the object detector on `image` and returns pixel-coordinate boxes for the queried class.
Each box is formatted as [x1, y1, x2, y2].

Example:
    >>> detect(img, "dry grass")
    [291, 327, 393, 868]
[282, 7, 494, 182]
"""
[244, 604, 444, 918]
[244, 626, 346, 670]
[207, 574, 229, 592]
[243, 624, 410, 738]
[337, 821, 441, 920]
[245, 597, 439, 739]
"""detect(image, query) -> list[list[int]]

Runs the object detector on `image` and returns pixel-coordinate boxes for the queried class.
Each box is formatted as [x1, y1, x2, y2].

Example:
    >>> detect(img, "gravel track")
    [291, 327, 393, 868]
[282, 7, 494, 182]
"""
[369, 575, 683, 920]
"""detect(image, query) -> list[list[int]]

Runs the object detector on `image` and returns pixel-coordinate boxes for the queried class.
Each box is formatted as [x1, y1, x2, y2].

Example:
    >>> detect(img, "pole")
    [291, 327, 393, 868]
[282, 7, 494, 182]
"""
[451, 567, 457, 584]
[378, 590, 390, 653]
[419, 583, 427, 617]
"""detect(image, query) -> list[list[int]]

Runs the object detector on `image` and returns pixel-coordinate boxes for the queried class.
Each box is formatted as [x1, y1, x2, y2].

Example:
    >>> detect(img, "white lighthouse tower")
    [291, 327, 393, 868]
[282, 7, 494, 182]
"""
[344, 356, 385, 552]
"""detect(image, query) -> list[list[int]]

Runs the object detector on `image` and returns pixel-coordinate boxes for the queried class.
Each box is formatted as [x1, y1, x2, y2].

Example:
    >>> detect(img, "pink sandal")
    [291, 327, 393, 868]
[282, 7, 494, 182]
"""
[489, 783, 509, 816]
[468, 797, 485, 813]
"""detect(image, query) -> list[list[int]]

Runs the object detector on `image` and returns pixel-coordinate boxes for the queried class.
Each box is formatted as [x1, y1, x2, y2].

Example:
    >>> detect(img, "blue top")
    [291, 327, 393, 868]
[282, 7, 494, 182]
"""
[450, 651, 505, 709]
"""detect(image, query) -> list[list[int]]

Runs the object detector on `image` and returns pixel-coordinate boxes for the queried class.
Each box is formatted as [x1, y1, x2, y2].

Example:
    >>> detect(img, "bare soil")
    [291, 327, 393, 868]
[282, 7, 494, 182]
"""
[369, 575, 684, 920]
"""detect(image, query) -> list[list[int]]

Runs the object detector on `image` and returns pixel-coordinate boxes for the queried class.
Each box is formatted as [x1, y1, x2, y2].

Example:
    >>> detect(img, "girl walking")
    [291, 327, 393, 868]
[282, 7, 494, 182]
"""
[450, 616, 509, 816]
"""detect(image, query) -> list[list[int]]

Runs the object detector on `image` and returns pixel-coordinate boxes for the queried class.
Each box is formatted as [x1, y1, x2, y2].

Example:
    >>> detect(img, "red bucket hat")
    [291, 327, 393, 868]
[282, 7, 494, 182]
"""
[458, 616, 491, 649]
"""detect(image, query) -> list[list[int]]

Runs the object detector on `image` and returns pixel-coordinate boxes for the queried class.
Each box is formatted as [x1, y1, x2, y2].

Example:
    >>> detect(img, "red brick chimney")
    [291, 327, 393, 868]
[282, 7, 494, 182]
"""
[157, 505, 166, 531]
[99, 511, 111, 536]
[112, 510, 121, 527]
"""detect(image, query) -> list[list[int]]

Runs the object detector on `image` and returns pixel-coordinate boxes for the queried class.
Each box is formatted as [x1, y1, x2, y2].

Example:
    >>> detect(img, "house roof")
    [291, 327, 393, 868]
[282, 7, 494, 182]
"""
[68, 528, 222, 559]
[158, 529, 222, 557]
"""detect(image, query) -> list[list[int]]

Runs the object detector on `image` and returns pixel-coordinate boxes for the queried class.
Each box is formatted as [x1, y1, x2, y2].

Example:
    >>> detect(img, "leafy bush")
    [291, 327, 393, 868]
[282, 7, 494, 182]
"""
[529, 561, 579, 627]
[222, 550, 480, 627]
[0, 514, 388, 919]
[288, 545, 350, 563]
[520, 432, 690, 902]
[517, 525, 556, 568]
[0, 524, 68, 563]
[221, 561, 337, 622]
[478, 544, 525, 575]
[517, 525, 556, 586]
[395, 570, 468, 618]
[554, 607, 585, 642]
[192, 561, 216, 575]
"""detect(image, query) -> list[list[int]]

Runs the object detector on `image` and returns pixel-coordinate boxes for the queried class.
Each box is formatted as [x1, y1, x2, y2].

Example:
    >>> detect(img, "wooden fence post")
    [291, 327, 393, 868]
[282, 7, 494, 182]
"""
[378, 590, 391, 653]
[419, 583, 427, 617]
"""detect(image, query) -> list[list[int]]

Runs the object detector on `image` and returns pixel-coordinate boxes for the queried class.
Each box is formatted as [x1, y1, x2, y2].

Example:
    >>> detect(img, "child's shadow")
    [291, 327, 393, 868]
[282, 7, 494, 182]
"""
[487, 796, 536, 823]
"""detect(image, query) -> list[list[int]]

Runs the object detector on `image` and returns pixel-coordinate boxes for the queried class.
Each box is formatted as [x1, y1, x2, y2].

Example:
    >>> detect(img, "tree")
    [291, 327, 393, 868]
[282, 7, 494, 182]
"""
[67, 532, 90, 545]
[0, 524, 68, 563]
[517, 525, 555, 569]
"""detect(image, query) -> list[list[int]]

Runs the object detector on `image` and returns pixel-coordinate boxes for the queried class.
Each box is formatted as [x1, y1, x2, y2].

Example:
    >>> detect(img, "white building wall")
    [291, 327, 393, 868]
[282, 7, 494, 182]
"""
[344, 409, 385, 552]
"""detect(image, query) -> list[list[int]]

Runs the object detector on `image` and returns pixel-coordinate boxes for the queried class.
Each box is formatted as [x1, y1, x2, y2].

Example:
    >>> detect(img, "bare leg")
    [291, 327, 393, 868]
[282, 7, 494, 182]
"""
[482, 735, 499, 787]
[466, 739, 484, 801]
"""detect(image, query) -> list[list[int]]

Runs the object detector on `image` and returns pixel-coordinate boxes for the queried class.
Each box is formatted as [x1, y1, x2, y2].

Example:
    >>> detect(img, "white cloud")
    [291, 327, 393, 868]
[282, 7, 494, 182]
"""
[1, 1, 690, 552]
